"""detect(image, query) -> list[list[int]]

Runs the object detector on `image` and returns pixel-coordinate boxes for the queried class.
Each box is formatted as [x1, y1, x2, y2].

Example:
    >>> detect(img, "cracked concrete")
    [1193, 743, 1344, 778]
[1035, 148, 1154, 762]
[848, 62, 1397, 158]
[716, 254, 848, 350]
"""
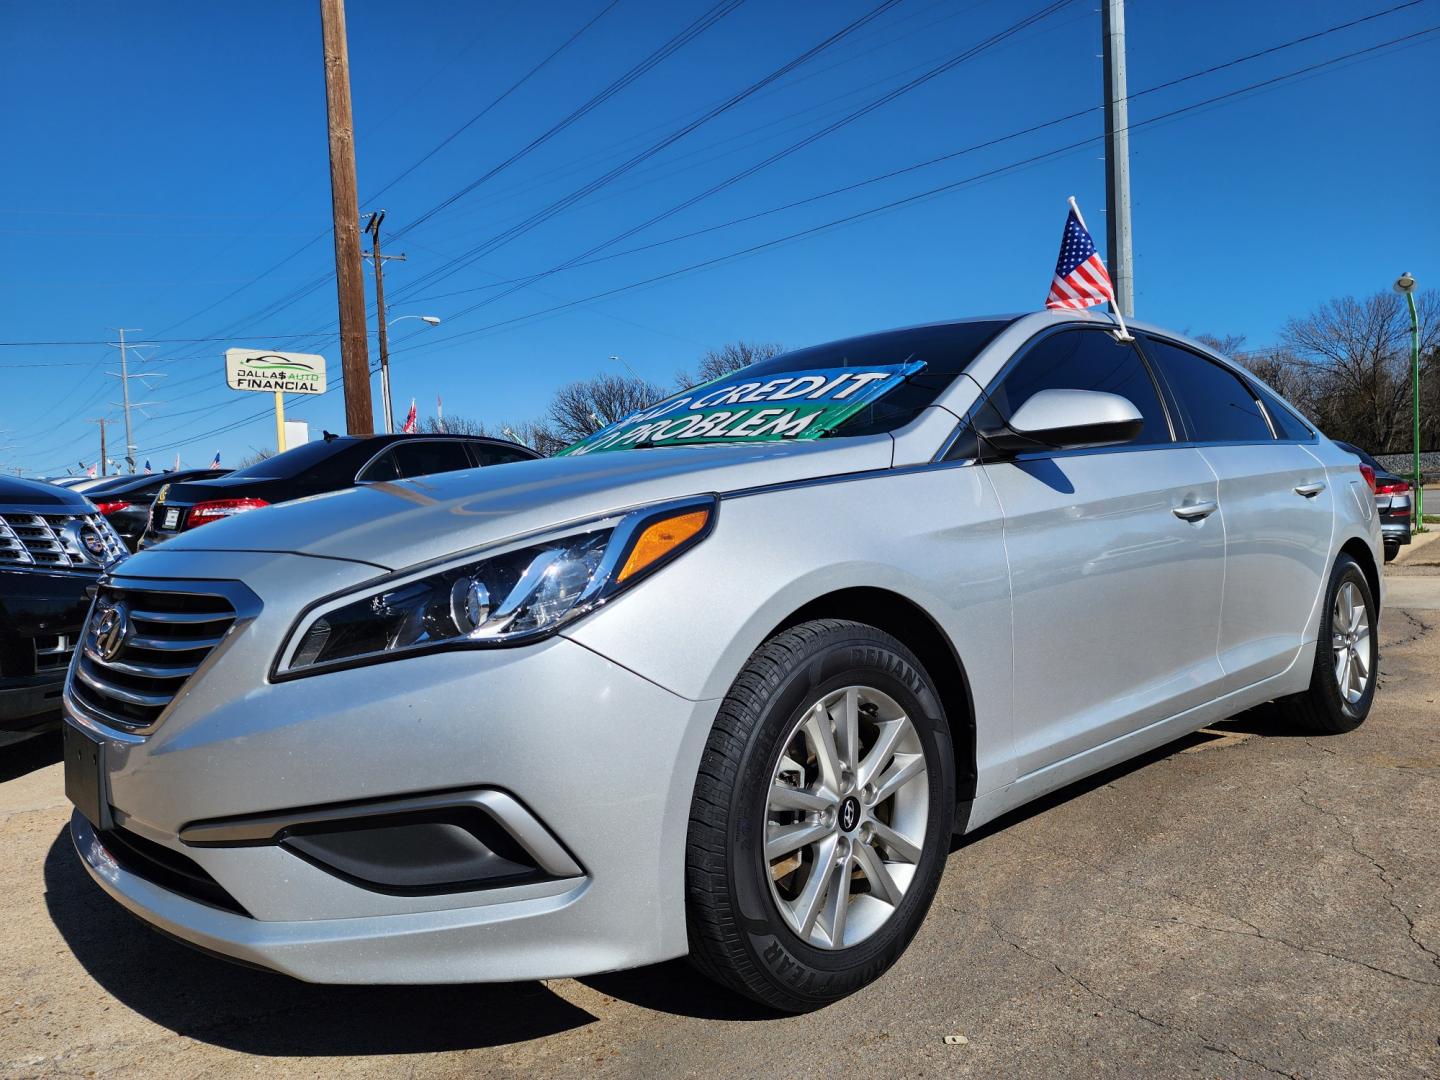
[2, 574, 1438, 1079]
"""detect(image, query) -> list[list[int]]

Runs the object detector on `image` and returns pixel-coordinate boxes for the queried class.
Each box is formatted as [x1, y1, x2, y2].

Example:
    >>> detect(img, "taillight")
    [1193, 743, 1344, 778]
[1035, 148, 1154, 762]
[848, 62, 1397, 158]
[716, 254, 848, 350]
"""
[184, 498, 269, 529]
[1375, 480, 1410, 495]
[1358, 464, 1376, 493]
[93, 501, 131, 515]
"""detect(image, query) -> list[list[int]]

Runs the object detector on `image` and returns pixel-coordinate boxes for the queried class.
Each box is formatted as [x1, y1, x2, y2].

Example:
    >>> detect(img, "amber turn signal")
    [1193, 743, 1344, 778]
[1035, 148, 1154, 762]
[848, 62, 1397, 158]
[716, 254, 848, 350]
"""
[616, 508, 711, 584]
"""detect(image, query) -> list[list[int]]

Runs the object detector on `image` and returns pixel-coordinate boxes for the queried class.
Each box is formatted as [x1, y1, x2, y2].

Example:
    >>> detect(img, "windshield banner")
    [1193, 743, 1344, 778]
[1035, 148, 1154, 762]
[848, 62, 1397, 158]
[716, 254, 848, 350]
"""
[558, 361, 925, 456]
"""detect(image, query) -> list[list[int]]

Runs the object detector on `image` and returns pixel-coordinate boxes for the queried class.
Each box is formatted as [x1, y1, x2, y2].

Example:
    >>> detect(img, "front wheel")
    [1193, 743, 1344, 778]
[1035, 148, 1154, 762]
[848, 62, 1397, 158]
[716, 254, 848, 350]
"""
[685, 619, 955, 1012]
[1278, 554, 1378, 734]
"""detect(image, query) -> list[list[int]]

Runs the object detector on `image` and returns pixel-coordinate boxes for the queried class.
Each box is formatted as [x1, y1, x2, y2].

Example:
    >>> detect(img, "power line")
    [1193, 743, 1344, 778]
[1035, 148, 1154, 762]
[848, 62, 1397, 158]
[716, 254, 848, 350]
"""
[25, 12, 1437, 472]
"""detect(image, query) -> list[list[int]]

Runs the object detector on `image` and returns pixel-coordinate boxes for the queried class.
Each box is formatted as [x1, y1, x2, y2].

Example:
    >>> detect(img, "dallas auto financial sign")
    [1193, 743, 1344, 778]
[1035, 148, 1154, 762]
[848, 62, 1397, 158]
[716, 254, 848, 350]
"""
[224, 349, 328, 395]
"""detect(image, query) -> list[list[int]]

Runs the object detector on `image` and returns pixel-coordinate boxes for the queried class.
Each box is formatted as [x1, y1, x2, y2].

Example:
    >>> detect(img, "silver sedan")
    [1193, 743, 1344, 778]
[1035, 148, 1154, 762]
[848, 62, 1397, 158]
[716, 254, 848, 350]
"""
[62, 310, 1382, 1012]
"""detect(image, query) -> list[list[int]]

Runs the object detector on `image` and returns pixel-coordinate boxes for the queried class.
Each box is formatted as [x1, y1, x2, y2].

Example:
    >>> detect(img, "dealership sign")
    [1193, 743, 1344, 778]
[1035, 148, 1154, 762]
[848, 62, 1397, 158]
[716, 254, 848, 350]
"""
[224, 349, 327, 395]
[559, 362, 925, 456]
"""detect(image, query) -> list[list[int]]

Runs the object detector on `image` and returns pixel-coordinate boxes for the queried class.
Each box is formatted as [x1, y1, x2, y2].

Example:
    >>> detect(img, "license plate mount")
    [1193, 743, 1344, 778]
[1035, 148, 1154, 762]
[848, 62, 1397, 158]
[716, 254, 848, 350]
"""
[162, 507, 180, 530]
[63, 722, 112, 831]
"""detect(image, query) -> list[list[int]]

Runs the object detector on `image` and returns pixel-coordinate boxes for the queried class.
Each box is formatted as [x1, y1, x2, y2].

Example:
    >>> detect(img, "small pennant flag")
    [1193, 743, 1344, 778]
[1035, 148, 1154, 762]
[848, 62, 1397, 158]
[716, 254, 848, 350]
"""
[173, 453, 181, 472]
[436, 395, 444, 433]
[144, 460, 153, 474]
[210, 451, 221, 469]
[1046, 199, 1114, 311]
[85, 461, 97, 478]
[402, 399, 418, 434]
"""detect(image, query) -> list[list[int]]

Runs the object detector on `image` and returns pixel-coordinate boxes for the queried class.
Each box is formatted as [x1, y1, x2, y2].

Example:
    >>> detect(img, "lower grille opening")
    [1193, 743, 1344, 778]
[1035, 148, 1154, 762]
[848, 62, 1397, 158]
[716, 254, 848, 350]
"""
[98, 825, 251, 917]
[279, 807, 546, 896]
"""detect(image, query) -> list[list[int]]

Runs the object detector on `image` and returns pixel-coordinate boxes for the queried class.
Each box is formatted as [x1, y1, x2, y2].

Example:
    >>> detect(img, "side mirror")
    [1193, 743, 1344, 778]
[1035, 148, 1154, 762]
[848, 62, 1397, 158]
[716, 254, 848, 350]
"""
[979, 388, 1144, 455]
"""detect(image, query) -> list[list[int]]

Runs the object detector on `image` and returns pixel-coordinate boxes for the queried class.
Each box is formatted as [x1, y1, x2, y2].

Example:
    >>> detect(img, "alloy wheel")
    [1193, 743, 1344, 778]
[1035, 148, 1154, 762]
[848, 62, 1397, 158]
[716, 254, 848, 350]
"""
[1331, 579, 1371, 704]
[764, 685, 930, 950]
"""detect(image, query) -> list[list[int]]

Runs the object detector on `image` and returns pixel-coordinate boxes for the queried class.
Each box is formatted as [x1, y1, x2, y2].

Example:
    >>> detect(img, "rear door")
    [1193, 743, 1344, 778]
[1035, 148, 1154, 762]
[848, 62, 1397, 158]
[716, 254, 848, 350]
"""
[1139, 335, 1334, 690]
[976, 328, 1227, 776]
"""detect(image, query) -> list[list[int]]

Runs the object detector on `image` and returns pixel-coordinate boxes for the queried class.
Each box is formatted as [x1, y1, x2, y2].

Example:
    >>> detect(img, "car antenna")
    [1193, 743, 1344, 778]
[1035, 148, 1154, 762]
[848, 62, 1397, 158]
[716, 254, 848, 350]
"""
[322, 429, 339, 442]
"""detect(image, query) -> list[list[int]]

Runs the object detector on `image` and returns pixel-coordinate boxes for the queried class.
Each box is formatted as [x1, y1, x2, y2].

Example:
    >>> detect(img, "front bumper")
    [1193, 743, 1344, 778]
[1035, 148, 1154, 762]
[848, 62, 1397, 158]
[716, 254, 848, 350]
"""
[1, 672, 65, 730]
[70, 621, 718, 983]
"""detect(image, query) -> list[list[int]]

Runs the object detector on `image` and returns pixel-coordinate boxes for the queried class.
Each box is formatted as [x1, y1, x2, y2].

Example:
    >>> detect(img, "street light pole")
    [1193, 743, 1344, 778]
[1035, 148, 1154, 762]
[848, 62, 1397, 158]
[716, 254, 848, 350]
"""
[1394, 272, 1423, 529]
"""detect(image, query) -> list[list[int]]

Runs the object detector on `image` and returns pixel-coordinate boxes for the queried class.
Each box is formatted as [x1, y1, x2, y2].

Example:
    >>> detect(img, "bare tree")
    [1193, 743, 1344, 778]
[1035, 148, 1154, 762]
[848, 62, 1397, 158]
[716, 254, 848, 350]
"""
[675, 340, 785, 388]
[1281, 290, 1438, 452]
[544, 372, 669, 445]
[417, 414, 490, 436]
[498, 419, 568, 457]
[238, 446, 274, 467]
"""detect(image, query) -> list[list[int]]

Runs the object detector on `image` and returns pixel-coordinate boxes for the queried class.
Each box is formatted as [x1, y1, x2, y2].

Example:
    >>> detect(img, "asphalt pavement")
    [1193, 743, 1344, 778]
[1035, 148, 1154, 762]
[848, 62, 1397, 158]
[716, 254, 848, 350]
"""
[2, 560, 1438, 1079]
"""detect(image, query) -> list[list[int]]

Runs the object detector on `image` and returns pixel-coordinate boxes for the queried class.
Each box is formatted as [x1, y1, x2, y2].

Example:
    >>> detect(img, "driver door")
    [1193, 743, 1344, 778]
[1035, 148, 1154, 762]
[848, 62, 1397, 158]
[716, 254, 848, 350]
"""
[974, 329, 1227, 778]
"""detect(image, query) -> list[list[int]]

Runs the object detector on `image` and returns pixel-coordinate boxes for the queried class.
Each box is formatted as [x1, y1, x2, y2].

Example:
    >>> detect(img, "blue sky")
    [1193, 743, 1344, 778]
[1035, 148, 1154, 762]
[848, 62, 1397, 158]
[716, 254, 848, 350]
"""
[2, 0, 1436, 475]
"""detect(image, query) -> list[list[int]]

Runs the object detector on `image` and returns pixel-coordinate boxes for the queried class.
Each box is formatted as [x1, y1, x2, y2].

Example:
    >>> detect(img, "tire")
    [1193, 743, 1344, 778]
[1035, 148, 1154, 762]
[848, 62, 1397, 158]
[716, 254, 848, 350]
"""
[685, 619, 956, 1012]
[1278, 554, 1378, 734]
[1383, 541, 1400, 563]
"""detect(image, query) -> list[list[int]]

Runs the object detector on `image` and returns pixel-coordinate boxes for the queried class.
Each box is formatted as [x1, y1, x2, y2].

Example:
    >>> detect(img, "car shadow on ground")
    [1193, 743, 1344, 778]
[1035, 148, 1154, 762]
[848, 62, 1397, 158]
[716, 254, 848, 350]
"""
[1, 729, 61, 783]
[40, 702, 1301, 1054]
[42, 828, 599, 1055]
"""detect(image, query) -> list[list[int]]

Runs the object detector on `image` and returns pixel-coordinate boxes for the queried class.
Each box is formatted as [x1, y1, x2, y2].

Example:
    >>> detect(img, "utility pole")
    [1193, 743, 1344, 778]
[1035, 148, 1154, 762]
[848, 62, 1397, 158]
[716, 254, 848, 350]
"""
[319, 0, 373, 435]
[86, 418, 112, 477]
[365, 210, 408, 435]
[1101, 0, 1134, 317]
[107, 329, 164, 473]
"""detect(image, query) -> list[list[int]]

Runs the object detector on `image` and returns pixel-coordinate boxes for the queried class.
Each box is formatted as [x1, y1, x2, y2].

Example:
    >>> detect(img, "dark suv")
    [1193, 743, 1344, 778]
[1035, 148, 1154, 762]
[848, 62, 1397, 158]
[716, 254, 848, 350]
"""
[1, 476, 127, 744]
[140, 433, 540, 548]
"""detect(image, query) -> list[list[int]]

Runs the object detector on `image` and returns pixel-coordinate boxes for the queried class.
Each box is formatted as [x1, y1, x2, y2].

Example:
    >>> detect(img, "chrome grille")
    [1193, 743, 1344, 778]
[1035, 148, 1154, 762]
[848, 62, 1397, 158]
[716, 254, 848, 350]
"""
[34, 634, 74, 673]
[69, 584, 241, 733]
[0, 511, 126, 570]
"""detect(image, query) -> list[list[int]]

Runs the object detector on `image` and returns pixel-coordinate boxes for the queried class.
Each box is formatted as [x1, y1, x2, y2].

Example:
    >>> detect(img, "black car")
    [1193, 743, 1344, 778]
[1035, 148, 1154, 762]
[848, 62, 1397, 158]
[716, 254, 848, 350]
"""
[140, 432, 541, 548]
[1, 477, 127, 745]
[1334, 441, 1412, 561]
[82, 468, 229, 551]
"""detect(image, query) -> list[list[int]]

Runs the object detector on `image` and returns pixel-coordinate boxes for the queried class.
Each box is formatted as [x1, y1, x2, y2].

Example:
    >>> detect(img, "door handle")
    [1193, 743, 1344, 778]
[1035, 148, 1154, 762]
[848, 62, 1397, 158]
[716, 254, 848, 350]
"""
[1173, 501, 1218, 522]
[1294, 482, 1326, 497]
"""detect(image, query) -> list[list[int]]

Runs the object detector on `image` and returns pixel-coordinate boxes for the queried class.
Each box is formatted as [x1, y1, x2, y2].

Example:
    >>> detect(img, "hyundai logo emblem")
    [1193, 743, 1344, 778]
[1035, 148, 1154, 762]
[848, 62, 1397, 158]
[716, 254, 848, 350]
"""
[92, 601, 130, 662]
[839, 796, 860, 833]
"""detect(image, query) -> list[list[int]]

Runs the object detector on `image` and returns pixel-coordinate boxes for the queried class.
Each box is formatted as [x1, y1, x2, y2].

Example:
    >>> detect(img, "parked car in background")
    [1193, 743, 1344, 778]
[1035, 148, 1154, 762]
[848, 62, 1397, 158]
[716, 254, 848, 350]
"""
[45, 477, 94, 489]
[1, 477, 126, 746]
[82, 469, 229, 552]
[64, 312, 1381, 1011]
[138, 433, 541, 548]
[1333, 441, 1411, 561]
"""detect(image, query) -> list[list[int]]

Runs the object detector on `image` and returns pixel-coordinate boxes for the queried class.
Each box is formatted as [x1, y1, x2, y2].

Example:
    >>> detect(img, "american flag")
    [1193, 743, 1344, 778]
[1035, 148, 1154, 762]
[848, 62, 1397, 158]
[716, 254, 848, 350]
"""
[402, 399, 418, 434]
[1046, 205, 1114, 311]
[143, 460, 153, 474]
[210, 451, 221, 469]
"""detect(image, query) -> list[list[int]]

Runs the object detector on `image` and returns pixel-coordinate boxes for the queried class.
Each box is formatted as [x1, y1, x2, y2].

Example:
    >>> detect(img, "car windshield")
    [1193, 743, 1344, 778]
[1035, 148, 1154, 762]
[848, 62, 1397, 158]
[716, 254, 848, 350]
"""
[579, 319, 1013, 453]
[225, 439, 351, 479]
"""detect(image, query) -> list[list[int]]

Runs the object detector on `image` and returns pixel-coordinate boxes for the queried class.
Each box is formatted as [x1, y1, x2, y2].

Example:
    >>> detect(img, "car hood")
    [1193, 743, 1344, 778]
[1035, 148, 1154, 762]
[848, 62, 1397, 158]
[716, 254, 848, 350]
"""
[144, 436, 894, 571]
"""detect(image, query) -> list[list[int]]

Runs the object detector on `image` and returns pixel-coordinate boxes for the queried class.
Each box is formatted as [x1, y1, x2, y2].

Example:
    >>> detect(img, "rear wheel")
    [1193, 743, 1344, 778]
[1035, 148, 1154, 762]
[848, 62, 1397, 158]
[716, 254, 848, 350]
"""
[685, 619, 955, 1012]
[1383, 540, 1400, 563]
[1278, 554, 1377, 734]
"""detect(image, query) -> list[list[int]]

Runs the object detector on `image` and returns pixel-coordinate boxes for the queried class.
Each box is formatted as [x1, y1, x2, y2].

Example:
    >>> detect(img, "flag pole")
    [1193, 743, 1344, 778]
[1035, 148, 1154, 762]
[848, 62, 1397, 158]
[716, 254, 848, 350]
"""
[1068, 196, 1132, 341]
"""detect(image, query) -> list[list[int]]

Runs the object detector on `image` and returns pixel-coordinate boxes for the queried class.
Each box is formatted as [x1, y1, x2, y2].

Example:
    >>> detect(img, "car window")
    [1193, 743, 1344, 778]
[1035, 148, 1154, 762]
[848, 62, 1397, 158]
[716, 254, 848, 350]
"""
[475, 445, 535, 467]
[1141, 336, 1272, 443]
[950, 329, 1171, 459]
[356, 450, 401, 483]
[389, 440, 473, 479]
[1250, 383, 1313, 440]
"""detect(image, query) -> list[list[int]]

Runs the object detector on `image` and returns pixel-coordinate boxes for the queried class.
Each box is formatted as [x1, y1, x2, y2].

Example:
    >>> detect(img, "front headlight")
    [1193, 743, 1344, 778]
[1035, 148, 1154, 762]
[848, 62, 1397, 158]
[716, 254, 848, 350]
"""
[277, 496, 715, 676]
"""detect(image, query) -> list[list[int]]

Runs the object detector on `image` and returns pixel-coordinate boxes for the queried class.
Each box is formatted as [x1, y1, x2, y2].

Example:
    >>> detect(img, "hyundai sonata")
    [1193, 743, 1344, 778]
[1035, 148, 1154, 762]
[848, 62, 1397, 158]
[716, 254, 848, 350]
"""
[63, 310, 1381, 1011]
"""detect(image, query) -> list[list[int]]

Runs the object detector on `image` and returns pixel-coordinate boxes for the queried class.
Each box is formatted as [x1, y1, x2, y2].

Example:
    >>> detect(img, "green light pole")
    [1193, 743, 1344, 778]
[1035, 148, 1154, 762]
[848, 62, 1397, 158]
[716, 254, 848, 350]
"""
[1394, 272, 1423, 530]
